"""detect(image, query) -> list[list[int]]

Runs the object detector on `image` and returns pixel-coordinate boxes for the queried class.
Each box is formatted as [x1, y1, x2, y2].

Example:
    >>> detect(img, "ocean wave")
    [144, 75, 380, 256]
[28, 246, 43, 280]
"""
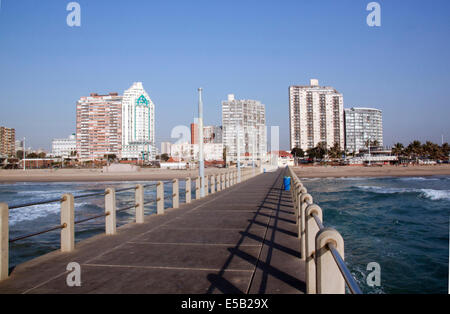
[419, 189, 450, 201]
[396, 177, 440, 182]
[356, 186, 450, 201]
[9, 202, 92, 225]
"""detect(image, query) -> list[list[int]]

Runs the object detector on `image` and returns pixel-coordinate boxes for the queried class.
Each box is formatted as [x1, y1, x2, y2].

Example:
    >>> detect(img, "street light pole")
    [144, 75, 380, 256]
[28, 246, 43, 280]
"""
[237, 124, 241, 183]
[198, 88, 205, 197]
[23, 137, 26, 171]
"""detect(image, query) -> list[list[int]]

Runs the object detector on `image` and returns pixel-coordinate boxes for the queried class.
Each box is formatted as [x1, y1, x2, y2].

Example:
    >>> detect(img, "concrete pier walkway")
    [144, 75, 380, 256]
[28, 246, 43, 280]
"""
[0, 169, 305, 294]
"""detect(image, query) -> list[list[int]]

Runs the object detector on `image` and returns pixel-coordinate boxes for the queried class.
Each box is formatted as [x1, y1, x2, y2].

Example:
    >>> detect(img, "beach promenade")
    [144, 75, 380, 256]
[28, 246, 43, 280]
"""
[0, 168, 306, 294]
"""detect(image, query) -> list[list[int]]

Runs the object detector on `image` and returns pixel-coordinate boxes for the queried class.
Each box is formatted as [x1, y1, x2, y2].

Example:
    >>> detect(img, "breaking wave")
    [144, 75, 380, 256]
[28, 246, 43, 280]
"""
[356, 186, 450, 201]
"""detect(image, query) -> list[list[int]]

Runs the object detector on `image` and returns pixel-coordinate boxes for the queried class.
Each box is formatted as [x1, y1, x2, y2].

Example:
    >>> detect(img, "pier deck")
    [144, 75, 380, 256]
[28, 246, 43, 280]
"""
[0, 169, 305, 294]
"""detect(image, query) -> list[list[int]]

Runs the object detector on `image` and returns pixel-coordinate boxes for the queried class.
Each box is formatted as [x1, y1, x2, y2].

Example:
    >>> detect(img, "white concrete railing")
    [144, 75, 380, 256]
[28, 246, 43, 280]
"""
[287, 166, 362, 294]
[0, 168, 261, 281]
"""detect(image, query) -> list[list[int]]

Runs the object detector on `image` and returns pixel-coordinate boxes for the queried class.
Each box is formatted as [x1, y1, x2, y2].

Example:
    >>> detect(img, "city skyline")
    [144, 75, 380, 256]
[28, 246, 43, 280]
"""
[0, 1, 449, 150]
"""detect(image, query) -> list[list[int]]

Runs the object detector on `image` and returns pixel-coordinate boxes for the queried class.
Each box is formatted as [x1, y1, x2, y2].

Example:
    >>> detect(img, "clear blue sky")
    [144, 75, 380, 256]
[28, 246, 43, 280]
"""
[0, 0, 449, 151]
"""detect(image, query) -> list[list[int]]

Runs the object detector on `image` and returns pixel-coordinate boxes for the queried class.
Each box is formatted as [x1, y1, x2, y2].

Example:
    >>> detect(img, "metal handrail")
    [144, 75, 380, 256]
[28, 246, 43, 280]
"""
[9, 197, 64, 210]
[74, 212, 110, 225]
[9, 223, 67, 243]
[116, 204, 138, 213]
[312, 213, 324, 230]
[310, 204, 362, 295]
[328, 243, 363, 294]
[115, 187, 138, 193]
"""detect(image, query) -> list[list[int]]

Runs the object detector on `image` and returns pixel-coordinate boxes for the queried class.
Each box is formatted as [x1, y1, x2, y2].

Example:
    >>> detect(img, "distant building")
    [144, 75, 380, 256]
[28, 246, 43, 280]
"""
[76, 92, 123, 160]
[289, 79, 345, 151]
[15, 140, 23, 153]
[190, 123, 222, 144]
[0, 127, 15, 157]
[52, 134, 77, 158]
[268, 151, 294, 167]
[160, 142, 172, 155]
[344, 107, 383, 154]
[222, 94, 267, 162]
[190, 123, 199, 145]
[121, 82, 156, 161]
[171, 142, 224, 161]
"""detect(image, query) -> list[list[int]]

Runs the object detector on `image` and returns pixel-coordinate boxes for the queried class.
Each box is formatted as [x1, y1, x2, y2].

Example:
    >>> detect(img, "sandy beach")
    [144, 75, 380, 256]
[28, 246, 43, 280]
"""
[0, 168, 234, 183]
[1, 165, 449, 182]
[293, 164, 450, 178]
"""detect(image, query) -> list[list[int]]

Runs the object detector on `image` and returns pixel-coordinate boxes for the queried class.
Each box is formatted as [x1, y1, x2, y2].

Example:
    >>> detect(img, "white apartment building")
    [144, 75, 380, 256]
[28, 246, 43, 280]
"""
[170, 142, 223, 161]
[121, 82, 156, 161]
[52, 134, 76, 158]
[344, 107, 383, 153]
[222, 94, 267, 163]
[289, 79, 345, 151]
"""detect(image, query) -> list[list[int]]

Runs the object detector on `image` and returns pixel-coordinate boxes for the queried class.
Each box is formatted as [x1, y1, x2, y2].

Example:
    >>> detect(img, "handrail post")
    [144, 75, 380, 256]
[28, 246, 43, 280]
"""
[300, 193, 312, 257]
[204, 176, 209, 196]
[172, 179, 179, 209]
[105, 188, 117, 235]
[157, 181, 164, 214]
[305, 204, 323, 294]
[0, 203, 9, 281]
[185, 177, 191, 204]
[316, 228, 345, 294]
[61, 193, 75, 252]
[216, 174, 221, 192]
[221, 173, 225, 190]
[210, 175, 215, 194]
[226, 172, 229, 188]
[135, 184, 145, 223]
[195, 177, 201, 200]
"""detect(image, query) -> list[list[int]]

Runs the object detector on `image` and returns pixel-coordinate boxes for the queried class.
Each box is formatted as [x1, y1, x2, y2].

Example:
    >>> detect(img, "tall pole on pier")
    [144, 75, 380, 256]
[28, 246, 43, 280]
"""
[198, 88, 205, 197]
[23, 137, 26, 171]
[237, 124, 241, 183]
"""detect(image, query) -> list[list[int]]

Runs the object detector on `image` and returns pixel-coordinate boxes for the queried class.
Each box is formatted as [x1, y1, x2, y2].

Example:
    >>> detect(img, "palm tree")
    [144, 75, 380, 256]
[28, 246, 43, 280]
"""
[392, 143, 404, 157]
[328, 143, 343, 159]
[405, 140, 422, 159]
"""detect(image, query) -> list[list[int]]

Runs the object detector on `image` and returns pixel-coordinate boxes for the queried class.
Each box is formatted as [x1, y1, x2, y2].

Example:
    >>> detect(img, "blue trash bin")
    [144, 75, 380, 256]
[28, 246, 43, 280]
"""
[283, 176, 291, 191]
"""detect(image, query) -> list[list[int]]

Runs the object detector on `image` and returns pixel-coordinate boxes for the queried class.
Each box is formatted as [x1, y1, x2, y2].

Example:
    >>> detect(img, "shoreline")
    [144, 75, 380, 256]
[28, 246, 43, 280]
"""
[293, 164, 450, 179]
[0, 168, 230, 183]
[0, 165, 449, 183]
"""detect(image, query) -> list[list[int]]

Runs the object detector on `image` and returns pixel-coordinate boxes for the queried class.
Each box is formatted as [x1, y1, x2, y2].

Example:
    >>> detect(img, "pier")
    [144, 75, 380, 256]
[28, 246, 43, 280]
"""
[0, 167, 360, 294]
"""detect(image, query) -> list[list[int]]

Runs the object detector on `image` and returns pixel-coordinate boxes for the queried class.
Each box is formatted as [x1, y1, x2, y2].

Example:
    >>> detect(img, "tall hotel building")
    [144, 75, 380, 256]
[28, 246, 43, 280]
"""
[289, 79, 345, 151]
[76, 93, 122, 160]
[222, 94, 267, 162]
[0, 126, 15, 157]
[121, 82, 156, 161]
[344, 107, 383, 153]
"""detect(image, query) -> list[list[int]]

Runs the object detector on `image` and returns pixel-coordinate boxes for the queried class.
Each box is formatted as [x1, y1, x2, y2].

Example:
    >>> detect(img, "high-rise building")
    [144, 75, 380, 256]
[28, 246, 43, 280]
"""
[15, 140, 23, 153]
[0, 127, 15, 157]
[76, 92, 122, 160]
[160, 142, 172, 155]
[52, 134, 77, 158]
[222, 94, 267, 162]
[191, 123, 223, 144]
[190, 123, 199, 145]
[289, 79, 345, 151]
[121, 82, 156, 161]
[344, 107, 383, 154]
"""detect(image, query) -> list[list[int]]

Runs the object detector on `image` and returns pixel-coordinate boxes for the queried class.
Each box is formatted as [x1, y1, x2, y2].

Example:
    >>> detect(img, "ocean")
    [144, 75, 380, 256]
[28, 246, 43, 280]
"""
[0, 180, 184, 268]
[0, 176, 449, 294]
[301, 175, 449, 294]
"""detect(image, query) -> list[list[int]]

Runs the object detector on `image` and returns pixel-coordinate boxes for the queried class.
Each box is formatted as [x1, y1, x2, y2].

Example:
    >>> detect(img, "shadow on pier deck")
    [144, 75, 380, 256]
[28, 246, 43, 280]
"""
[0, 169, 305, 294]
